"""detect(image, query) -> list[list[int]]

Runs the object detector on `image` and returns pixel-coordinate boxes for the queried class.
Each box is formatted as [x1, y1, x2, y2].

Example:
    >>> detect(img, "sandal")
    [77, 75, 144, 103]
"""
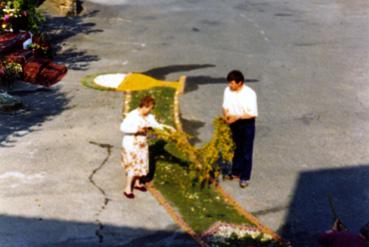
[134, 186, 147, 192]
[123, 192, 135, 199]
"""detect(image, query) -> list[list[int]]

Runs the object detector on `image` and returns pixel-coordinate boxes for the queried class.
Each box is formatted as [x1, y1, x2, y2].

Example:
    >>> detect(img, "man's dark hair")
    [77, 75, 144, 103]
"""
[360, 221, 369, 240]
[227, 70, 244, 84]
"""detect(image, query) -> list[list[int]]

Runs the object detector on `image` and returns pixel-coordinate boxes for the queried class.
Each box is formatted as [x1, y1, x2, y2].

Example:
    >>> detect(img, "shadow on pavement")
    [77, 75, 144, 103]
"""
[185, 76, 258, 93]
[181, 117, 205, 145]
[279, 164, 369, 246]
[43, 9, 103, 70]
[143, 63, 258, 93]
[0, 214, 196, 246]
[0, 6, 101, 146]
[143, 64, 216, 80]
[145, 140, 189, 183]
[0, 86, 70, 147]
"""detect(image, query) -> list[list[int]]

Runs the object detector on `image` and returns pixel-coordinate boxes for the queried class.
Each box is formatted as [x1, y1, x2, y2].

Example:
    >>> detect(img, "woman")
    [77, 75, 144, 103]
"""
[120, 96, 163, 199]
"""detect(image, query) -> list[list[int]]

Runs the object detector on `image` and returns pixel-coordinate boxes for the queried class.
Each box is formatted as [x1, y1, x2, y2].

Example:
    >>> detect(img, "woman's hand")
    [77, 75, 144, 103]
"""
[137, 127, 150, 135]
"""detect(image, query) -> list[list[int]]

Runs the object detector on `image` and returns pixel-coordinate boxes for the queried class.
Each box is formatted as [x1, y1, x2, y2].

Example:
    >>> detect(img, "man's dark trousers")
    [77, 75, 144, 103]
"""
[230, 119, 255, 181]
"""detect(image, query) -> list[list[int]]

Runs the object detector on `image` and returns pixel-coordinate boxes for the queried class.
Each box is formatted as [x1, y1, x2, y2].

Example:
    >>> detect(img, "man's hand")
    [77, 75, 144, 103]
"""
[225, 115, 239, 124]
[240, 113, 256, 120]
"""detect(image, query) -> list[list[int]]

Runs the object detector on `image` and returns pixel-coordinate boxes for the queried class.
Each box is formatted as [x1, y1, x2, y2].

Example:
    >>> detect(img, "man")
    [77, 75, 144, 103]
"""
[222, 70, 258, 188]
[318, 219, 369, 247]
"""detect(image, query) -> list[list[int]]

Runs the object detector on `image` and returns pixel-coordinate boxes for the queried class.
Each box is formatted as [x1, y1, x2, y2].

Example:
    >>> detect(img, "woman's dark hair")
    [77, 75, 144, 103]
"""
[227, 70, 244, 84]
[139, 95, 155, 108]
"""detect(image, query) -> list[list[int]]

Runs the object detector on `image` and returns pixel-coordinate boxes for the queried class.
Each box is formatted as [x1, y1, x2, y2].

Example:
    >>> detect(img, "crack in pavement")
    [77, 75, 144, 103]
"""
[88, 141, 114, 246]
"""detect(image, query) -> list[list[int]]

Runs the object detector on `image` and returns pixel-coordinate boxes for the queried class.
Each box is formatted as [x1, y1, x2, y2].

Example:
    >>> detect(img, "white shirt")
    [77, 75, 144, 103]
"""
[222, 85, 258, 117]
[120, 109, 162, 134]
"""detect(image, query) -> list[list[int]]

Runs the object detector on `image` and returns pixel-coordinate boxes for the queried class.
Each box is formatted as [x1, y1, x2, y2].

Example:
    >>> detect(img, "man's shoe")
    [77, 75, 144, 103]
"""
[223, 174, 233, 181]
[239, 180, 249, 188]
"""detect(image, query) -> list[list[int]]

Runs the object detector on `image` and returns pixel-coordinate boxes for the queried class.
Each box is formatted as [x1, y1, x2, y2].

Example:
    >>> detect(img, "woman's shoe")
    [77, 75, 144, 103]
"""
[123, 192, 135, 199]
[134, 186, 147, 192]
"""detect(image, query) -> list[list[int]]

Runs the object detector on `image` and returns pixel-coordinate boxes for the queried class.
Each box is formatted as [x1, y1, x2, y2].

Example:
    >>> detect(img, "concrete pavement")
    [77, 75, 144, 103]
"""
[1, 0, 369, 246]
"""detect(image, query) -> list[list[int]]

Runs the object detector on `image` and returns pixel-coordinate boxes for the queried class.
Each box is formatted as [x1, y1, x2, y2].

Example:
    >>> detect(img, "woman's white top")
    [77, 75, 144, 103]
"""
[120, 109, 162, 148]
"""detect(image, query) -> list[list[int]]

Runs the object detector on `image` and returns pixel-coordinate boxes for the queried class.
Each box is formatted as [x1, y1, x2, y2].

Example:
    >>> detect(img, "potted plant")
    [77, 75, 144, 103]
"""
[0, 0, 44, 33]
[0, 60, 23, 89]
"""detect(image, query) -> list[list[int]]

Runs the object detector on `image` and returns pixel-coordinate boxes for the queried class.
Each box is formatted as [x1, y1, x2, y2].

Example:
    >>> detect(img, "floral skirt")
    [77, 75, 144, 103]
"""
[121, 136, 149, 177]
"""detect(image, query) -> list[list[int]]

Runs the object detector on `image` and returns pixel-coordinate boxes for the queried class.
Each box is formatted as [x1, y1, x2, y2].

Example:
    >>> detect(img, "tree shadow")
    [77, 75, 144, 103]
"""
[279, 165, 369, 246]
[0, 7, 97, 145]
[55, 47, 100, 71]
[0, 214, 196, 246]
[42, 9, 102, 70]
[0, 86, 70, 147]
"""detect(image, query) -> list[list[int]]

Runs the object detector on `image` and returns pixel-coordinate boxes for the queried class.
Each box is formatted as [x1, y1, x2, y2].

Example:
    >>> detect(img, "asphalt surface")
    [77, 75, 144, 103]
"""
[1, 0, 369, 246]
